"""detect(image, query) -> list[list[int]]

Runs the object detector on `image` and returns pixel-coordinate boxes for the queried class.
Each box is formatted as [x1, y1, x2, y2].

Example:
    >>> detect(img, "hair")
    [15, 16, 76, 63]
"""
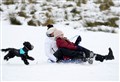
[47, 24, 53, 30]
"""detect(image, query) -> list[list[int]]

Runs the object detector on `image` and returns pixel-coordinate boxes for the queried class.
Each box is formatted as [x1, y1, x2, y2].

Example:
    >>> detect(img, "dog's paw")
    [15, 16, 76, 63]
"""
[28, 57, 34, 61]
[4, 57, 9, 61]
[25, 62, 29, 65]
[23, 60, 29, 65]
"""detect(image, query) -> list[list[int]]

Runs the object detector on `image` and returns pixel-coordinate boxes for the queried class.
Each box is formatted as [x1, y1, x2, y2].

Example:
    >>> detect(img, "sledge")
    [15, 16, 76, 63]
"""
[59, 58, 93, 64]
[48, 57, 93, 64]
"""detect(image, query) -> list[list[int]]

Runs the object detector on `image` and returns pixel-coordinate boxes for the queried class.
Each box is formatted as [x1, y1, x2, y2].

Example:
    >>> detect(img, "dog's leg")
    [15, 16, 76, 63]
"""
[21, 55, 29, 65]
[26, 54, 34, 61]
[4, 55, 9, 61]
[4, 52, 15, 61]
[27, 56, 34, 61]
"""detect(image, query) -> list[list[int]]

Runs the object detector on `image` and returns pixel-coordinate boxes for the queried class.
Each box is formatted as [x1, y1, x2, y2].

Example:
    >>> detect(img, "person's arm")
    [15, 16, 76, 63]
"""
[45, 39, 57, 62]
[56, 38, 77, 50]
[75, 35, 82, 45]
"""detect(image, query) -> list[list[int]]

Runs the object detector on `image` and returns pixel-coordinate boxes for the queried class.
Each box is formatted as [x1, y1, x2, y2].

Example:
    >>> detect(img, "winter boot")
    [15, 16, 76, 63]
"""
[105, 48, 114, 60]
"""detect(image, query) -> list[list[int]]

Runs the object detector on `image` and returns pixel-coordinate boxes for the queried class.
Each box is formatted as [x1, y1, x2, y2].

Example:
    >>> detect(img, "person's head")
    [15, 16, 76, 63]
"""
[46, 27, 56, 37]
[54, 30, 64, 39]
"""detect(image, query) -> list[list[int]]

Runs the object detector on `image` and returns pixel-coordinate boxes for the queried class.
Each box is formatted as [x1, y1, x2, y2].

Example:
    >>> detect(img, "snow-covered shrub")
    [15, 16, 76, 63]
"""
[81, 0, 87, 4]
[93, 0, 102, 4]
[99, 0, 114, 11]
[70, 8, 80, 18]
[21, 4, 26, 10]
[107, 17, 119, 27]
[0, 7, 3, 12]
[98, 27, 110, 32]
[103, 0, 114, 6]
[3, 0, 15, 5]
[84, 22, 105, 27]
[9, 14, 22, 25]
[76, 0, 81, 6]
[45, 12, 50, 18]
[8, 12, 22, 25]
[42, 18, 55, 26]
[17, 11, 28, 18]
[85, 16, 119, 28]
[97, 26, 117, 33]
[111, 29, 117, 33]
[28, 19, 36, 26]
[28, 0, 37, 3]
[85, 21, 98, 27]
[30, 9, 36, 14]
[99, 3, 110, 11]
[86, 26, 117, 33]
[63, 1, 76, 8]
[64, 10, 68, 20]
[27, 17, 41, 26]
[28, 4, 37, 14]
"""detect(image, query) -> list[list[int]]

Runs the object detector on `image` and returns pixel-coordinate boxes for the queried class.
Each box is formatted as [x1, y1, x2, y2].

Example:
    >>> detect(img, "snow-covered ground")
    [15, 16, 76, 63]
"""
[0, 0, 120, 81]
[0, 21, 119, 81]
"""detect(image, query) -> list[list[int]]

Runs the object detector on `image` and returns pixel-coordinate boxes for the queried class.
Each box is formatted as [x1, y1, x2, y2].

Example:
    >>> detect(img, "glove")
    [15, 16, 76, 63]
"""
[75, 36, 82, 45]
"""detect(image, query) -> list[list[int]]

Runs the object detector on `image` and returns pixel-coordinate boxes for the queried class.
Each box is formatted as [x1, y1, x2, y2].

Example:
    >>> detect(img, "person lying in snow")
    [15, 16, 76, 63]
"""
[53, 29, 114, 63]
[45, 24, 114, 64]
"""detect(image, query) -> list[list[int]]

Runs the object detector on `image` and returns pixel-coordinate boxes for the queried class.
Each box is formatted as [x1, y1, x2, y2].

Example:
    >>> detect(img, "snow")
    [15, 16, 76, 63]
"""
[0, 21, 119, 81]
[0, 0, 120, 81]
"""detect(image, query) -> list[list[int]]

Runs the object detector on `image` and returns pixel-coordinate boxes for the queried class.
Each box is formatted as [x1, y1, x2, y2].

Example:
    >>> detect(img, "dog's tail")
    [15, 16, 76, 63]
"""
[1, 48, 13, 52]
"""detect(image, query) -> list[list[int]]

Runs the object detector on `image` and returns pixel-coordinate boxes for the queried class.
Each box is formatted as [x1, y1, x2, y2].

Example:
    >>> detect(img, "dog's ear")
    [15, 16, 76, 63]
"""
[23, 41, 30, 46]
[23, 42, 26, 46]
[23, 41, 27, 46]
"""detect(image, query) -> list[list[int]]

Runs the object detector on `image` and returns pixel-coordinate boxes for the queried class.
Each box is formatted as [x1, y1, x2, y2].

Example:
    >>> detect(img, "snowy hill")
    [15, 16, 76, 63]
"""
[1, 21, 119, 81]
[0, 0, 120, 32]
[0, 0, 119, 81]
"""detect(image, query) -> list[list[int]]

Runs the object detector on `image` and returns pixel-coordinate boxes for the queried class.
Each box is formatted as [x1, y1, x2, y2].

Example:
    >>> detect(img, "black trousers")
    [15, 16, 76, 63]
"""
[53, 48, 84, 61]
[74, 35, 91, 58]
[76, 46, 91, 58]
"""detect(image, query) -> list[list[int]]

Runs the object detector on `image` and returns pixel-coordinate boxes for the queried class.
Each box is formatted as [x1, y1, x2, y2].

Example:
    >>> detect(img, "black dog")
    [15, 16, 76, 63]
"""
[1, 41, 34, 65]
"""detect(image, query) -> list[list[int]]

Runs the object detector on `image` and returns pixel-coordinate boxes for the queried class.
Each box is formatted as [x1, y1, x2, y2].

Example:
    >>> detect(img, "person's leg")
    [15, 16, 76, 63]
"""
[60, 48, 84, 59]
[77, 46, 92, 58]
[75, 36, 81, 45]
[53, 48, 84, 61]
[95, 54, 105, 62]
[95, 48, 114, 62]
[53, 48, 64, 61]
